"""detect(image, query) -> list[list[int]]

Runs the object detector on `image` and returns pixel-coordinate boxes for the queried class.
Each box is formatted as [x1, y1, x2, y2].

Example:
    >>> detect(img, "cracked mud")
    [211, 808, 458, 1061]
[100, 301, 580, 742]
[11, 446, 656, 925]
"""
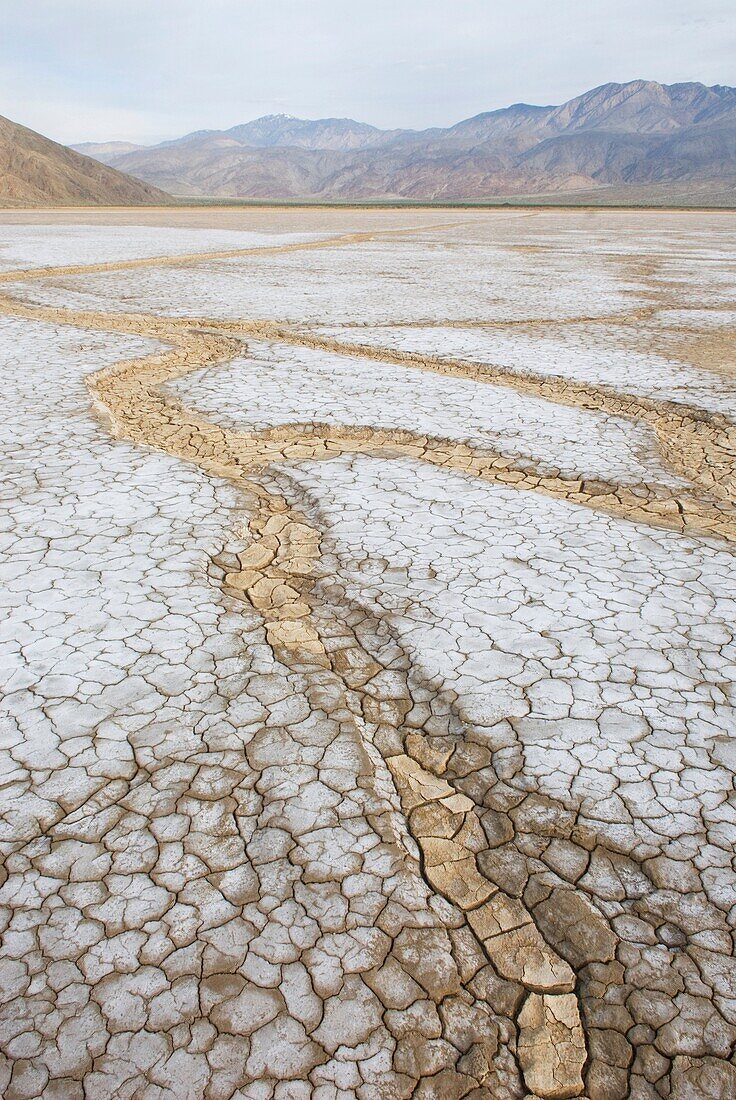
[1, 210, 735, 1099]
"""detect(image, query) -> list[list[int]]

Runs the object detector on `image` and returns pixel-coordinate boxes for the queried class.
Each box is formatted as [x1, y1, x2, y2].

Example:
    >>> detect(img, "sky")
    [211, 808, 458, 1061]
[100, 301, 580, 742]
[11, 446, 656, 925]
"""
[1, 0, 735, 145]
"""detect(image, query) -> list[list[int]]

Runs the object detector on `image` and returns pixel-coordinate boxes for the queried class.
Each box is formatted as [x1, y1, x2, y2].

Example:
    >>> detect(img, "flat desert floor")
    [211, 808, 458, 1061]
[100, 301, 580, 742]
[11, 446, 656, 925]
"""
[1, 208, 735, 1100]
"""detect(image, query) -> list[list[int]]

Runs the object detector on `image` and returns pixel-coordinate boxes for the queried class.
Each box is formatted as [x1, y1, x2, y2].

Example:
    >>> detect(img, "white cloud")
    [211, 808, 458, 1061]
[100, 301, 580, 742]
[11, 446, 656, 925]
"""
[1, 0, 734, 143]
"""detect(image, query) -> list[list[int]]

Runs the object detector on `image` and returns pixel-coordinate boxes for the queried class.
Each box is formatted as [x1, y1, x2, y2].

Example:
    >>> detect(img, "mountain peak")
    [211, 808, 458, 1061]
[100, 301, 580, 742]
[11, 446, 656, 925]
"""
[218, 113, 389, 151]
[73, 78, 736, 203]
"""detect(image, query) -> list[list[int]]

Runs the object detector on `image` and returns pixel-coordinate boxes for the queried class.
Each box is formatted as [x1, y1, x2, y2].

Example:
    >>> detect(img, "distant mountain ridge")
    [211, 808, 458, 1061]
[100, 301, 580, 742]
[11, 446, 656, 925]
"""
[1, 115, 168, 206]
[73, 81, 736, 201]
[73, 140, 146, 158]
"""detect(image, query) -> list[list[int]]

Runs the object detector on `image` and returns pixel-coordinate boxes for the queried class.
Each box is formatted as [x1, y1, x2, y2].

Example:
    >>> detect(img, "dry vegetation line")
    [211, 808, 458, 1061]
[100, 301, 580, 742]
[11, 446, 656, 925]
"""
[3, 229, 735, 1095]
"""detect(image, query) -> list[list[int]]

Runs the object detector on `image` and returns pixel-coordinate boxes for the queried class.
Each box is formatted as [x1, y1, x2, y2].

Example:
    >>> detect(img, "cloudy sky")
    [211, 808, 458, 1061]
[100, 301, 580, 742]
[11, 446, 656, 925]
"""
[2, 0, 734, 144]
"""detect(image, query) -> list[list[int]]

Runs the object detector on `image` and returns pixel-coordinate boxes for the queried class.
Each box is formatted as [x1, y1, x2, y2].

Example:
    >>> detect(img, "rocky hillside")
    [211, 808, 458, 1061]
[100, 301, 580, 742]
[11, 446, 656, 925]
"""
[0, 115, 169, 206]
[76, 81, 736, 201]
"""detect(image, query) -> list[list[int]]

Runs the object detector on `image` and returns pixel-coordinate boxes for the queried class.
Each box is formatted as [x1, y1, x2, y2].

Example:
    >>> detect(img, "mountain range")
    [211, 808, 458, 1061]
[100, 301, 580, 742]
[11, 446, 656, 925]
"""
[0, 115, 167, 207]
[72, 80, 736, 202]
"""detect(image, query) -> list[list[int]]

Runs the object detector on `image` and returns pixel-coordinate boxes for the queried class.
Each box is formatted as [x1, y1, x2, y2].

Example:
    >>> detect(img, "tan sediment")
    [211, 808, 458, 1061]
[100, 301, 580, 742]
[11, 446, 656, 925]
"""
[671, 328, 736, 380]
[224, 500, 329, 667]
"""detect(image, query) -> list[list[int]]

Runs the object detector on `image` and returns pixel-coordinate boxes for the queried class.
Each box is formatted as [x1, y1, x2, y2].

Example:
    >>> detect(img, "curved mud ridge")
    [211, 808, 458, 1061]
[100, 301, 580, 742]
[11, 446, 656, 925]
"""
[0, 291, 734, 543]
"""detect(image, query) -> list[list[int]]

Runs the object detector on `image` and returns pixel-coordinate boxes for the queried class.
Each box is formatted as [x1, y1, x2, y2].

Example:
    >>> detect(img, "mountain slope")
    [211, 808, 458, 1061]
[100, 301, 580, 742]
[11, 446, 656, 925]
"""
[82, 81, 736, 201]
[0, 115, 169, 206]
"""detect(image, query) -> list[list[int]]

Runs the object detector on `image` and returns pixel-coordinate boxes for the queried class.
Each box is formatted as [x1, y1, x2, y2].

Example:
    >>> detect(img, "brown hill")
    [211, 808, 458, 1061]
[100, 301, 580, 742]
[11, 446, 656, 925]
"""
[0, 114, 169, 207]
[84, 81, 736, 202]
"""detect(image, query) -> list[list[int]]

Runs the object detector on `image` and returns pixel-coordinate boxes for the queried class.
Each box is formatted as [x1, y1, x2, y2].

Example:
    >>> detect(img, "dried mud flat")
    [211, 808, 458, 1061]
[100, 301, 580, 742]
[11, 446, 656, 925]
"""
[1, 208, 735, 1100]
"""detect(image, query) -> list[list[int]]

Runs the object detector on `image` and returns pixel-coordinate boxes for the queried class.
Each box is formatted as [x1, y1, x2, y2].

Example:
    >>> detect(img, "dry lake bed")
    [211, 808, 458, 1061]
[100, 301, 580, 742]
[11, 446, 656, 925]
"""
[0, 207, 735, 1099]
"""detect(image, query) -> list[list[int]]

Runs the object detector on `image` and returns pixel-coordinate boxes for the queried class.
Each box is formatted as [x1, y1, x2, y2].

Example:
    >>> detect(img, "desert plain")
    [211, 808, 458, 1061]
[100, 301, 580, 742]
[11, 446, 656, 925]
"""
[0, 206, 735, 1099]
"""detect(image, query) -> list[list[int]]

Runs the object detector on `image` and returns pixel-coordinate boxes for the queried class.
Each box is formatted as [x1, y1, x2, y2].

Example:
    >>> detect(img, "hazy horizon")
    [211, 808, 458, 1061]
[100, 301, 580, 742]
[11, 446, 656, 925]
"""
[1, 0, 734, 146]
